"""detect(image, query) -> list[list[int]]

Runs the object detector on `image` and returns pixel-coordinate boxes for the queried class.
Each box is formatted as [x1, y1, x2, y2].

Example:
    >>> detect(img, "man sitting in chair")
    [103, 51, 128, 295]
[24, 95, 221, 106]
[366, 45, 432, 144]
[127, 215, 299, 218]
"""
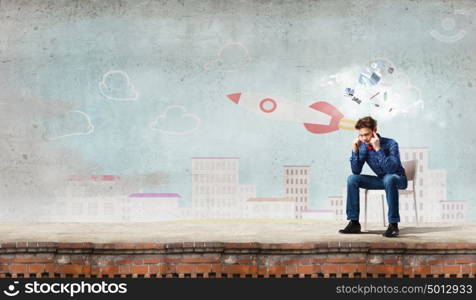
[339, 116, 407, 237]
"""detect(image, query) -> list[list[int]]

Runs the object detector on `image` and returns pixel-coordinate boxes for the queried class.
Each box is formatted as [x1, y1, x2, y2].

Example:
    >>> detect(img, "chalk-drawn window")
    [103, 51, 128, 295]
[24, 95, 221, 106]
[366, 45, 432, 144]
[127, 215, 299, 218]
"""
[104, 202, 114, 216]
[88, 203, 98, 216]
[73, 202, 82, 215]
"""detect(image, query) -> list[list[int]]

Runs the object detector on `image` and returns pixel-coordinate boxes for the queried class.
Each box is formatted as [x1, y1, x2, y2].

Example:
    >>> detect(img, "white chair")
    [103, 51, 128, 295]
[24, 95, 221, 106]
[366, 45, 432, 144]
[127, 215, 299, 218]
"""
[363, 160, 418, 231]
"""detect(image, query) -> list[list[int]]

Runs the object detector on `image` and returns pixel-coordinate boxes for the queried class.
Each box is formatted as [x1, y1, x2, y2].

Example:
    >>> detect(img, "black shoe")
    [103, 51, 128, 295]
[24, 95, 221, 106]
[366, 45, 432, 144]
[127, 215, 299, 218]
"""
[339, 221, 361, 234]
[383, 223, 399, 237]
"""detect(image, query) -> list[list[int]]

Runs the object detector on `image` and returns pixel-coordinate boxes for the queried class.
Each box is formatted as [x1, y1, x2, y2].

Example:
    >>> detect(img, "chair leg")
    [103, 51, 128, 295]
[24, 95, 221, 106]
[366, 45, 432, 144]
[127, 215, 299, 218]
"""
[364, 190, 368, 231]
[381, 195, 386, 227]
[413, 191, 419, 226]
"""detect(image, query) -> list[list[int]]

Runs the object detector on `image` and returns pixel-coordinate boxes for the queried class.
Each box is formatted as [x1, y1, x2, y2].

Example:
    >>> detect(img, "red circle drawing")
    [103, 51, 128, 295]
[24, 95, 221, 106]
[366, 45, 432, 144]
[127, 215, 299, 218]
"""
[259, 98, 277, 113]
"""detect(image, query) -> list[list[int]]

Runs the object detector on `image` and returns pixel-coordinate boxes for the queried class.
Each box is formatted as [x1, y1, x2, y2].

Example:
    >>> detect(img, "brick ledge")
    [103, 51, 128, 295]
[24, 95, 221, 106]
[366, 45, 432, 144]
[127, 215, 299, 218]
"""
[1, 241, 476, 254]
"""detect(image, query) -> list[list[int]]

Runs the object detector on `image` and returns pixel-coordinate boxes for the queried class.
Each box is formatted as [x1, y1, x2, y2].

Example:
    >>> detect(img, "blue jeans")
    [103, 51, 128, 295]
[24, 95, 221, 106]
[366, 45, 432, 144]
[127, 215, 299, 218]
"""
[346, 174, 408, 223]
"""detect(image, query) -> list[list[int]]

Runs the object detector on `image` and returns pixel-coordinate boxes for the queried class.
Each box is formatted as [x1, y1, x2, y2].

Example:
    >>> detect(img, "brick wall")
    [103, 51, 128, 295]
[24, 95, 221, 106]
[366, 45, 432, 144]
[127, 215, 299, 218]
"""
[1, 242, 475, 278]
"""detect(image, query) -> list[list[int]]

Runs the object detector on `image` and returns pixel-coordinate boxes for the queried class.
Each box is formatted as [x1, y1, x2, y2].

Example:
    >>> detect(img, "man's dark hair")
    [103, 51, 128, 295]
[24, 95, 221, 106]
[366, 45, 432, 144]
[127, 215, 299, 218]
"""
[355, 116, 377, 130]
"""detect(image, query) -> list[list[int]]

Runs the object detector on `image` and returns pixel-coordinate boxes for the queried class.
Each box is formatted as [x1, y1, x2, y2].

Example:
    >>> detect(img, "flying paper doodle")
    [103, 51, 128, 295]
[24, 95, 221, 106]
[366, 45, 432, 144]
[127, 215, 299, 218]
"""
[329, 57, 424, 120]
[226, 93, 355, 134]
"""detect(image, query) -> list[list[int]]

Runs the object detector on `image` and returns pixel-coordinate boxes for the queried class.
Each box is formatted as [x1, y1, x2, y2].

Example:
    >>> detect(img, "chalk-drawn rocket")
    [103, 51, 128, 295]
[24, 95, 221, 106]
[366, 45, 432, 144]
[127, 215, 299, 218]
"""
[227, 93, 355, 134]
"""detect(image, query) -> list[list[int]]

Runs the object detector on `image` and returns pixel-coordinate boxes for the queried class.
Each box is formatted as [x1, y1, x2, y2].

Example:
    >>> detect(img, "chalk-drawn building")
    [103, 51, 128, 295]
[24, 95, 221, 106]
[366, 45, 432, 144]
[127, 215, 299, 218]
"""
[440, 200, 466, 222]
[191, 157, 256, 219]
[284, 165, 310, 219]
[49, 175, 124, 222]
[124, 193, 181, 221]
[246, 197, 295, 219]
[302, 209, 334, 220]
[328, 195, 345, 221]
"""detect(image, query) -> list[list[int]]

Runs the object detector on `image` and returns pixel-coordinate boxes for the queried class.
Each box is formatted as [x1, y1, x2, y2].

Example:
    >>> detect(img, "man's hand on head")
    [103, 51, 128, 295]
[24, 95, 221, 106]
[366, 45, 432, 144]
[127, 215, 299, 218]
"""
[370, 131, 381, 151]
[352, 135, 361, 153]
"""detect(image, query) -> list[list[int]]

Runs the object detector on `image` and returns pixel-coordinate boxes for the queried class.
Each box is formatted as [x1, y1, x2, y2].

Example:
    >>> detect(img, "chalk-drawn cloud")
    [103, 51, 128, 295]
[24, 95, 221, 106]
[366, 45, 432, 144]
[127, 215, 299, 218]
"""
[150, 105, 200, 135]
[99, 70, 139, 101]
[204, 43, 251, 72]
[42, 110, 94, 141]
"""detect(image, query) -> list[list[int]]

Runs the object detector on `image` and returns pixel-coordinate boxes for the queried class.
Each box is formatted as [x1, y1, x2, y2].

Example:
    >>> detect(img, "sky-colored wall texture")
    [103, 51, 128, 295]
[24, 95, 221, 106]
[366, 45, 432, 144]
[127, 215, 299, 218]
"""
[1, 0, 475, 220]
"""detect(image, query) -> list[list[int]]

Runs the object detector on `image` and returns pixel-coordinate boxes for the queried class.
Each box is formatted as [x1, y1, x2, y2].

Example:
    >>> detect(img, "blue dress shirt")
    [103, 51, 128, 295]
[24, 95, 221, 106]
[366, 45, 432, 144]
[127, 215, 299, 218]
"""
[350, 134, 406, 178]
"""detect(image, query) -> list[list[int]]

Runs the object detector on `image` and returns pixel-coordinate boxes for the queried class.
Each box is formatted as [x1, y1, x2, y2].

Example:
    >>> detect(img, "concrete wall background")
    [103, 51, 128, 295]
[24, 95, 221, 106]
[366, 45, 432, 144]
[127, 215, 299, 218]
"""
[0, 0, 475, 221]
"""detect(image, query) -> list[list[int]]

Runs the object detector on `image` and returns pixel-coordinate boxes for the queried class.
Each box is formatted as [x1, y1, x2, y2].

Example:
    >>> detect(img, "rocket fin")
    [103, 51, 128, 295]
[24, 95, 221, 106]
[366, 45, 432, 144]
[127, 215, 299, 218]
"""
[303, 101, 344, 134]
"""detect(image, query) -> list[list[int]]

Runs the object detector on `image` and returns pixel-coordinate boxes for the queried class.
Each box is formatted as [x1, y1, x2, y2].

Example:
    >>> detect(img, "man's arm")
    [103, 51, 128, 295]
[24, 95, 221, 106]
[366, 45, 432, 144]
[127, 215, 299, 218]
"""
[350, 138, 366, 174]
[350, 151, 366, 174]
[374, 139, 403, 174]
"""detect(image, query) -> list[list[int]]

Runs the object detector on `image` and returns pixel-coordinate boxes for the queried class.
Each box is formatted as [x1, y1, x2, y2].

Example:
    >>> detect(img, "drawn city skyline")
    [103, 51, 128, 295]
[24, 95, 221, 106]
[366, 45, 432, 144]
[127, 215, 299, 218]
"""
[0, 144, 465, 223]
